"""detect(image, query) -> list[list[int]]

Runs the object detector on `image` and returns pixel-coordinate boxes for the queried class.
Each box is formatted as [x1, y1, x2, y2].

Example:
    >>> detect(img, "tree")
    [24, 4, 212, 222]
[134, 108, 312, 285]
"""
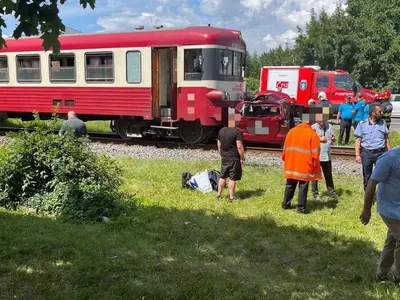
[0, 0, 96, 53]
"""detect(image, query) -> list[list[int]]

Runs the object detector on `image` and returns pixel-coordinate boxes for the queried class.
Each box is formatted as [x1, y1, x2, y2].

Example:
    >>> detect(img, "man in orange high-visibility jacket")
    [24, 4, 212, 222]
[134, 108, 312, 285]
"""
[281, 119, 322, 214]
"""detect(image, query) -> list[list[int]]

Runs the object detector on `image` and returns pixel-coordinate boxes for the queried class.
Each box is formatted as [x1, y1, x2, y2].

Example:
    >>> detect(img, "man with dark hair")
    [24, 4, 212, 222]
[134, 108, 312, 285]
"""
[336, 95, 354, 145]
[59, 111, 87, 137]
[216, 112, 245, 201]
[354, 104, 391, 190]
[352, 93, 366, 130]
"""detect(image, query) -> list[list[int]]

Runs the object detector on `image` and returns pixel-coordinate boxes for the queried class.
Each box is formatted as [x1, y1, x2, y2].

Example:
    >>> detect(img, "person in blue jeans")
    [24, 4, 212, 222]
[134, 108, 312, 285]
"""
[353, 94, 366, 129]
[360, 147, 400, 283]
[336, 95, 354, 145]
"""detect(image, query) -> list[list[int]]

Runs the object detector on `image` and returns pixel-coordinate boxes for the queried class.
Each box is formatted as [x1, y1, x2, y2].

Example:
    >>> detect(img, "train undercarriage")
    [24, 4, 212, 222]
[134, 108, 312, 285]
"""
[112, 117, 219, 144]
[0, 112, 220, 145]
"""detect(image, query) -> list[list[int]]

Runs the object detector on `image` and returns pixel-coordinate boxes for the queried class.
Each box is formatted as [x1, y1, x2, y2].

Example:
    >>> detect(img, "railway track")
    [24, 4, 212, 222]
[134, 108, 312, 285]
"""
[0, 127, 356, 159]
[87, 132, 356, 159]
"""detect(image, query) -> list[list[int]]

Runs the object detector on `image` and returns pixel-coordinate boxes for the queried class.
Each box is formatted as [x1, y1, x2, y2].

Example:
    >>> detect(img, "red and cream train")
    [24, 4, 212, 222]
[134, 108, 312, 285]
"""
[0, 26, 246, 143]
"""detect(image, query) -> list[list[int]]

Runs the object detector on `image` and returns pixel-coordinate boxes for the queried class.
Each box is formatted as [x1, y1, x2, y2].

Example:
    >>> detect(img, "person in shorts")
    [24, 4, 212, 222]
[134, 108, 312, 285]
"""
[216, 125, 245, 202]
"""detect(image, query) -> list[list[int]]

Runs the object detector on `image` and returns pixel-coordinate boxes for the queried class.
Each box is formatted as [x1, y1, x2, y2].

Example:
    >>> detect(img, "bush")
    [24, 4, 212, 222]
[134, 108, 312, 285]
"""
[0, 113, 127, 223]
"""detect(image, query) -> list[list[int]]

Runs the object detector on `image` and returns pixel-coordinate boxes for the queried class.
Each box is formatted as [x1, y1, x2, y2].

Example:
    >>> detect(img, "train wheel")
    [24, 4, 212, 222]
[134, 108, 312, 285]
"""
[115, 118, 131, 140]
[179, 120, 205, 144]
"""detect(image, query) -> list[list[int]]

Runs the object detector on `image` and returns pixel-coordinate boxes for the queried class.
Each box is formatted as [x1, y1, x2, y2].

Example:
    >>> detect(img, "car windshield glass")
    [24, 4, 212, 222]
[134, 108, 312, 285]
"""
[334, 75, 355, 91]
[242, 104, 280, 117]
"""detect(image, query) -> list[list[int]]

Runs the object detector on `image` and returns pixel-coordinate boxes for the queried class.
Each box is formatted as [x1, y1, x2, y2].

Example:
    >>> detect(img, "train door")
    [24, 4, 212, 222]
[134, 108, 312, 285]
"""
[152, 47, 177, 119]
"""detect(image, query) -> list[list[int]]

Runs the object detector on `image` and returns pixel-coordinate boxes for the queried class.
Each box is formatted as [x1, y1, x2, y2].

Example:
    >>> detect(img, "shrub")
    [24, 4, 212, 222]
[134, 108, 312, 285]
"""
[0, 113, 127, 223]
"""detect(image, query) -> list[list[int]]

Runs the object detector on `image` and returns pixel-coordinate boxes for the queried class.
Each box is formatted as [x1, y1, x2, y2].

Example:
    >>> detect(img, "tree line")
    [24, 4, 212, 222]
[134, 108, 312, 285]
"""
[245, 0, 400, 94]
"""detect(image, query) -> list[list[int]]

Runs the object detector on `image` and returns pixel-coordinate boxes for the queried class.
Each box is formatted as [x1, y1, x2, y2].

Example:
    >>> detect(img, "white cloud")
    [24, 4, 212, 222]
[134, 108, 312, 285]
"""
[63, 0, 345, 53]
[262, 29, 298, 50]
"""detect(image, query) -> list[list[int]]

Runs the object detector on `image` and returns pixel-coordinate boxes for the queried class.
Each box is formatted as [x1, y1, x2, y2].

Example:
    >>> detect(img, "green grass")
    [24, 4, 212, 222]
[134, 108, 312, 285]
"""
[2, 119, 112, 133]
[0, 158, 398, 299]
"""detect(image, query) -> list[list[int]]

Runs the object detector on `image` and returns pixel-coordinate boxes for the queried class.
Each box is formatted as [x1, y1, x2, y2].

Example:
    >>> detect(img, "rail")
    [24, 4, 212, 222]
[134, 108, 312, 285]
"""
[0, 127, 356, 159]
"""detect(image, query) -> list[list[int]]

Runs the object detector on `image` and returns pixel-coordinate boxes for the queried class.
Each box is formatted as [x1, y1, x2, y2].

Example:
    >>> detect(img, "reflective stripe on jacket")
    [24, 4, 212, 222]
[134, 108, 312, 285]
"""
[282, 123, 322, 181]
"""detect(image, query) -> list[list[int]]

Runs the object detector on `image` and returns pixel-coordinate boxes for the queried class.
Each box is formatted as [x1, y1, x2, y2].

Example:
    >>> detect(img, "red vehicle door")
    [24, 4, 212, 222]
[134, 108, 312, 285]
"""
[236, 100, 286, 145]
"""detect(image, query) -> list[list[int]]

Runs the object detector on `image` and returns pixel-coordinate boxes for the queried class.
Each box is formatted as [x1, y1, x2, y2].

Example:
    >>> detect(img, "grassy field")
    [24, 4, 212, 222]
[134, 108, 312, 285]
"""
[0, 158, 399, 299]
[2, 118, 112, 133]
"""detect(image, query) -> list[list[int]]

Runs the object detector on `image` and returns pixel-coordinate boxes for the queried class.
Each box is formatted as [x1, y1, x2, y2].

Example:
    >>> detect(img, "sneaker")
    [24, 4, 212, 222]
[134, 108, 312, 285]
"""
[296, 209, 309, 214]
[328, 192, 340, 200]
[313, 194, 322, 201]
[393, 275, 400, 284]
[376, 274, 389, 283]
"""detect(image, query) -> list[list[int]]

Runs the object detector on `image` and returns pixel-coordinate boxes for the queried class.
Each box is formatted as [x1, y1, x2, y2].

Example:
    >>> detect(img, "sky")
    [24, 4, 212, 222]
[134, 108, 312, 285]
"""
[2, 0, 346, 53]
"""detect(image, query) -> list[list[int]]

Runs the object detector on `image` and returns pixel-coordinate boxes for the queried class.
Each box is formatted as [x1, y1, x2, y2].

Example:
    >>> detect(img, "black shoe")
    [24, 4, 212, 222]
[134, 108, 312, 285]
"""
[228, 197, 235, 202]
[376, 274, 389, 283]
[216, 195, 221, 200]
[281, 203, 293, 210]
[296, 209, 309, 214]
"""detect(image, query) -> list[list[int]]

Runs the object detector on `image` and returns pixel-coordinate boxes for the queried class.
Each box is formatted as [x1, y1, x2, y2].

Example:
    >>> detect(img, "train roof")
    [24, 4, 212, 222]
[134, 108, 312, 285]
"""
[0, 26, 246, 53]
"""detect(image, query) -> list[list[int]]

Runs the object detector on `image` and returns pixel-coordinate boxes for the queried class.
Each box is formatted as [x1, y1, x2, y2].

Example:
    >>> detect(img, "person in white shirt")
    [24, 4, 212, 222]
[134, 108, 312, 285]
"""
[311, 110, 339, 201]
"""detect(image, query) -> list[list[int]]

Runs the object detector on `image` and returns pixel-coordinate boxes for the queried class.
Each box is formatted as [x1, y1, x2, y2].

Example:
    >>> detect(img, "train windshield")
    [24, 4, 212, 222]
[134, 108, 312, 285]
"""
[184, 48, 245, 81]
[333, 74, 356, 91]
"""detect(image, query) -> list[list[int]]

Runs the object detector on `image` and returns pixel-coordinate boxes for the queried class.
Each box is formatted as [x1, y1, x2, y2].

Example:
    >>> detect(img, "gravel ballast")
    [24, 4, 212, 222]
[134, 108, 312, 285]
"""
[0, 135, 361, 177]
[87, 141, 362, 177]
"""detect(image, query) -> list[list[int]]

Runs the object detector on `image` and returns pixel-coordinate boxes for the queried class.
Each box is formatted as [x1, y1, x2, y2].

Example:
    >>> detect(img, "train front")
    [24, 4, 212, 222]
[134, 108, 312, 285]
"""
[177, 28, 246, 144]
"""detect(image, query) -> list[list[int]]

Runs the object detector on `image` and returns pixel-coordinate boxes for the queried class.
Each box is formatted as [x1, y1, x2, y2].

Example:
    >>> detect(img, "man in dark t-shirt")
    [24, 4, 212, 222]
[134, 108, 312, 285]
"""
[216, 126, 245, 201]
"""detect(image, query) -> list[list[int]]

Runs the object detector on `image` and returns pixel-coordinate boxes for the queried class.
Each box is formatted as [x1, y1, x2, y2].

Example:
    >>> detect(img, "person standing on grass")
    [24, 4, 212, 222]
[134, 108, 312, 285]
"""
[59, 111, 87, 137]
[336, 95, 354, 145]
[352, 93, 365, 130]
[216, 118, 245, 202]
[281, 111, 322, 214]
[311, 112, 339, 201]
[354, 104, 391, 191]
[360, 146, 400, 283]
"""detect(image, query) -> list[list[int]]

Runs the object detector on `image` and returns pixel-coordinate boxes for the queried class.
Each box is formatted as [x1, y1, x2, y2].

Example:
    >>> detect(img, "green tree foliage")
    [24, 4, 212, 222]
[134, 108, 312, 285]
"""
[247, 0, 400, 93]
[0, 114, 127, 223]
[0, 0, 96, 53]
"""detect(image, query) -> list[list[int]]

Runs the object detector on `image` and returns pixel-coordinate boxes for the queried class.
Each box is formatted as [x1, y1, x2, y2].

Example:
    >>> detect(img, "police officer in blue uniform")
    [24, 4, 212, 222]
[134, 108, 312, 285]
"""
[354, 104, 391, 190]
[336, 95, 354, 145]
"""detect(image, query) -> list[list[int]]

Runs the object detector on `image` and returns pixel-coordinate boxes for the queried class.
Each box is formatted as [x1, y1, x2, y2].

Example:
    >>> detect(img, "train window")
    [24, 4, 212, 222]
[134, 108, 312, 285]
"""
[0, 56, 9, 82]
[85, 52, 114, 83]
[233, 52, 242, 77]
[16, 55, 41, 83]
[49, 54, 76, 83]
[316, 75, 329, 88]
[219, 49, 233, 76]
[126, 51, 141, 83]
[184, 49, 203, 81]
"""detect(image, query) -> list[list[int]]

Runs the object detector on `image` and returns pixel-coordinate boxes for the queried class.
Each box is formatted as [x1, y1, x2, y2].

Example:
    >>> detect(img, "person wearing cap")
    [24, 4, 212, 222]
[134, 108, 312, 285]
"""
[336, 95, 354, 145]
[308, 99, 316, 107]
[354, 104, 391, 191]
[381, 90, 393, 130]
[352, 93, 366, 130]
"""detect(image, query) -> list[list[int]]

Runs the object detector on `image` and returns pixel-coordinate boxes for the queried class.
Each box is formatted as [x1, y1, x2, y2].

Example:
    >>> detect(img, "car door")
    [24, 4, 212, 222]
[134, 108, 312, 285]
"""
[390, 94, 400, 117]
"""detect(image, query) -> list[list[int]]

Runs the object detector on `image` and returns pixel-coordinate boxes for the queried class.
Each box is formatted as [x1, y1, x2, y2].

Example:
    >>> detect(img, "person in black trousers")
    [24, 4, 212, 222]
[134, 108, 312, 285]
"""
[336, 95, 354, 145]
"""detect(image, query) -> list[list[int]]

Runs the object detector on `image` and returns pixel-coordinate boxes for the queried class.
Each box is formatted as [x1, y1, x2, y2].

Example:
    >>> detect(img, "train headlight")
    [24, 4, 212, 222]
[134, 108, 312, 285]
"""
[206, 90, 231, 101]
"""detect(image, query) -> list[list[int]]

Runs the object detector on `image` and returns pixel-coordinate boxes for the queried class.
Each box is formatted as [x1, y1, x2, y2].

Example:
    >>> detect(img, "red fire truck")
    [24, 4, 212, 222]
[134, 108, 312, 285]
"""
[259, 65, 377, 110]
